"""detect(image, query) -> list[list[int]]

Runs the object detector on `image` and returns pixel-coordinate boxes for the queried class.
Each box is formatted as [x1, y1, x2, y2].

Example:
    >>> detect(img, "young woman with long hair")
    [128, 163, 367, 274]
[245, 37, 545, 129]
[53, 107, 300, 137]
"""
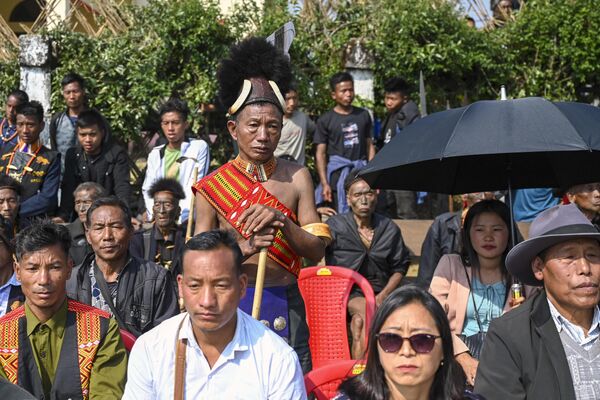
[429, 200, 534, 385]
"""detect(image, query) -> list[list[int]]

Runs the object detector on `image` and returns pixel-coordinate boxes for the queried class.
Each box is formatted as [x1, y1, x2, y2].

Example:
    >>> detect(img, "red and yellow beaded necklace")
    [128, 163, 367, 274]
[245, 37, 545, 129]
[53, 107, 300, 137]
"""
[5, 140, 42, 178]
[232, 155, 277, 182]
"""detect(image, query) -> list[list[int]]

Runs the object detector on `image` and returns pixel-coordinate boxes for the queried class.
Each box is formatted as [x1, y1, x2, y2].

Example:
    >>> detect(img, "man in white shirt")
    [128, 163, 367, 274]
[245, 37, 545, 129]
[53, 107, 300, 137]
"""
[475, 204, 600, 400]
[123, 230, 306, 400]
[142, 98, 210, 223]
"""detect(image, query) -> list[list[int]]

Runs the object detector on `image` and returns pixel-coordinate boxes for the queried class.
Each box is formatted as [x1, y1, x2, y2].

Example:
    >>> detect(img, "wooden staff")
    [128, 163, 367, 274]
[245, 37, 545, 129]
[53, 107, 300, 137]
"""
[252, 248, 268, 319]
[185, 166, 199, 242]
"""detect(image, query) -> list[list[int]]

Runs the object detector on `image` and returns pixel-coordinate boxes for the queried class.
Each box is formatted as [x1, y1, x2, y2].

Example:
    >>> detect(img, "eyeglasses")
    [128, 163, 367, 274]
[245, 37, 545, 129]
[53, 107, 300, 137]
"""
[375, 332, 440, 354]
[153, 201, 176, 211]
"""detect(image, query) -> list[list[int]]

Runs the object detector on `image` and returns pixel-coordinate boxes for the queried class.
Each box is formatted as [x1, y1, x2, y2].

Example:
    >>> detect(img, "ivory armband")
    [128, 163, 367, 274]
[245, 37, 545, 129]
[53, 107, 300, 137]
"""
[302, 222, 332, 245]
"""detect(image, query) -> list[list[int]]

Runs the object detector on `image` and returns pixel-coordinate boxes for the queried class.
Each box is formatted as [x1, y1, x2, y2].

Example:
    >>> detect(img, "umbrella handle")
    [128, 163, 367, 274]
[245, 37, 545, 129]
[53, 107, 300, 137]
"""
[252, 248, 268, 319]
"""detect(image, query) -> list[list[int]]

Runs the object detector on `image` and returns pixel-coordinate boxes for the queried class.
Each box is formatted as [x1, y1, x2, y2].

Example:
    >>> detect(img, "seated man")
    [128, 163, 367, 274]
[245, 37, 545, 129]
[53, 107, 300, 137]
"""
[0, 175, 22, 237]
[0, 101, 60, 222]
[0, 221, 127, 398]
[566, 182, 600, 226]
[123, 230, 306, 399]
[475, 204, 600, 400]
[67, 197, 179, 337]
[326, 170, 411, 358]
[130, 178, 186, 275]
[58, 109, 130, 222]
[66, 182, 105, 265]
[0, 90, 28, 151]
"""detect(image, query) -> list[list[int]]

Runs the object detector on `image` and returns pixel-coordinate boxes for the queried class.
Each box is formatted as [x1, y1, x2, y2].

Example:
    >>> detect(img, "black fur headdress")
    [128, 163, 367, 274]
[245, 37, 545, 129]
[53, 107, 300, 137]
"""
[217, 37, 293, 115]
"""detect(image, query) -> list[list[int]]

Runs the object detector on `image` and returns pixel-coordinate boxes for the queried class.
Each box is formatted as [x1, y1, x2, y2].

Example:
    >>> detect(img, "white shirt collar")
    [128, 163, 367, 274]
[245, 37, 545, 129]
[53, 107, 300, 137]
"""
[547, 298, 600, 348]
[179, 309, 249, 359]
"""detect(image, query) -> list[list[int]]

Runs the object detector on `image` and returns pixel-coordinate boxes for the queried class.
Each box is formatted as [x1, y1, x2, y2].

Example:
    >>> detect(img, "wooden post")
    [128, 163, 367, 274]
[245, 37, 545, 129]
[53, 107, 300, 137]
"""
[185, 167, 198, 242]
[251, 248, 269, 319]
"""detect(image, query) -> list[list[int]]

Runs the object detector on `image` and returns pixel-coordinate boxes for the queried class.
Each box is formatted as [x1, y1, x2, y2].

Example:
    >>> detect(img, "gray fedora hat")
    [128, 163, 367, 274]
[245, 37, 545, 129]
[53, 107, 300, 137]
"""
[506, 203, 600, 286]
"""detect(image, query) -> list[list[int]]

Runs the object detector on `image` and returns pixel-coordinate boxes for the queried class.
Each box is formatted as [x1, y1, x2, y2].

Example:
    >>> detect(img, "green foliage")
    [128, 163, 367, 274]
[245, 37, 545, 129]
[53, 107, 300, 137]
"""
[494, 0, 600, 101]
[48, 0, 235, 152]
[0, 59, 19, 102]
[254, 0, 503, 117]
[0, 0, 598, 163]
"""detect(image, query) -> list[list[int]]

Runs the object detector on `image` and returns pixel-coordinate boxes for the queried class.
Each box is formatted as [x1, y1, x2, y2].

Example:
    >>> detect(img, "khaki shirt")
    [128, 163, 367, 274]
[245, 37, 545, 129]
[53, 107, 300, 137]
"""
[0, 299, 127, 399]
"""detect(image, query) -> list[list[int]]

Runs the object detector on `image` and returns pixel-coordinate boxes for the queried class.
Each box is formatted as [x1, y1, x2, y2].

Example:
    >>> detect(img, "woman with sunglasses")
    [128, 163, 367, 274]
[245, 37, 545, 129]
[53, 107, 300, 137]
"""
[429, 200, 534, 386]
[334, 286, 483, 400]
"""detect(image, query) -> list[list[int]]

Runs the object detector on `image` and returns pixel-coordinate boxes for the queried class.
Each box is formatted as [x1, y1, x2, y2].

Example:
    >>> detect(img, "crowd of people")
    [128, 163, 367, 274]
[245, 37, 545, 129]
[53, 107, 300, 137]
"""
[0, 35, 596, 400]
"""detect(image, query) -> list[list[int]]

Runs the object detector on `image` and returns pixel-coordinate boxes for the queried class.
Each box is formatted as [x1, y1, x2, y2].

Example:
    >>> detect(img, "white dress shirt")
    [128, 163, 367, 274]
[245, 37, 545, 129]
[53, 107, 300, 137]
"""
[142, 139, 210, 223]
[123, 309, 307, 400]
[548, 299, 600, 351]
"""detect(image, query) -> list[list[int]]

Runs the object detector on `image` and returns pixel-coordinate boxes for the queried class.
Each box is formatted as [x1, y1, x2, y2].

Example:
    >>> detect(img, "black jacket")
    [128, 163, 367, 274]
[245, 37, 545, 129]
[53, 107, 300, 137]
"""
[377, 100, 420, 148]
[59, 132, 130, 221]
[129, 224, 185, 277]
[475, 290, 576, 400]
[417, 211, 462, 288]
[66, 219, 92, 266]
[66, 254, 179, 337]
[325, 212, 411, 293]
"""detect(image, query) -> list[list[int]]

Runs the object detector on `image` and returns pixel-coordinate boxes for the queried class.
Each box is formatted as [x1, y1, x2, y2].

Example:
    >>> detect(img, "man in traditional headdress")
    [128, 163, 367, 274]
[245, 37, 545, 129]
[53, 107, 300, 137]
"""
[193, 37, 329, 372]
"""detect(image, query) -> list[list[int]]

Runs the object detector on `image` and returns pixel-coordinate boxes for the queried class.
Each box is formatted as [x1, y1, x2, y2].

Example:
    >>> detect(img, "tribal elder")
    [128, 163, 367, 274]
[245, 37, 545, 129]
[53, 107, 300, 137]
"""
[193, 37, 329, 372]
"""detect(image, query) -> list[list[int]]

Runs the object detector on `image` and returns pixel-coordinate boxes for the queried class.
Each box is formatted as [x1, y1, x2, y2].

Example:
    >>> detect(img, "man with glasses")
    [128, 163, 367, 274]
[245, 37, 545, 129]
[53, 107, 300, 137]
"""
[131, 178, 186, 276]
[325, 168, 411, 359]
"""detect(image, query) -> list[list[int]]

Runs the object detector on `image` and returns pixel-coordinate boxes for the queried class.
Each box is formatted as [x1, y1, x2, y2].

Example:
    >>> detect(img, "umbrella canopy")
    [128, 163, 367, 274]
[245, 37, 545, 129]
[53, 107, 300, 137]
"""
[361, 97, 600, 194]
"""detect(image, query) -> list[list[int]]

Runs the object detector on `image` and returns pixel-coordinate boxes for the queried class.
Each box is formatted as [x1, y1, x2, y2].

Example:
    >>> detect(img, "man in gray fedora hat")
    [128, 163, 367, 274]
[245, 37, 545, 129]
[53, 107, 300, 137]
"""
[475, 203, 600, 400]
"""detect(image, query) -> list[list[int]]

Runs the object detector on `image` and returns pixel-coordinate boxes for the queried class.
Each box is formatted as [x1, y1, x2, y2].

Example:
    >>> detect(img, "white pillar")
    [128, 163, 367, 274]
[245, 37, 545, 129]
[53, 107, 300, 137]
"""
[19, 35, 52, 142]
[344, 39, 374, 102]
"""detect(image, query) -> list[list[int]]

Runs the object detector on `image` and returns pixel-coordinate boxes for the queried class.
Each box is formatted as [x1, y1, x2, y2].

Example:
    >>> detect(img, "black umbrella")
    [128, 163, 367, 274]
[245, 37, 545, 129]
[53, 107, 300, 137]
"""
[361, 97, 600, 194]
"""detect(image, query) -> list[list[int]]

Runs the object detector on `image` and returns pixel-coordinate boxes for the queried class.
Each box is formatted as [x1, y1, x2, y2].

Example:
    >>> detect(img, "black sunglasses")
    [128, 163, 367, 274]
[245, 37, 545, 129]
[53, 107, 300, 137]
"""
[376, 332, 440, 354]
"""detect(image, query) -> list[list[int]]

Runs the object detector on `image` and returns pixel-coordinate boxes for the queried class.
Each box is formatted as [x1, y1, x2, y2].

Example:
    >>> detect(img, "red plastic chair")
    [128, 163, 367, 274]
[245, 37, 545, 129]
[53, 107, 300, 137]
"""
[119, 328, 137, 352]
[298, 266, 376, 369]
[304, 359, 366, 400]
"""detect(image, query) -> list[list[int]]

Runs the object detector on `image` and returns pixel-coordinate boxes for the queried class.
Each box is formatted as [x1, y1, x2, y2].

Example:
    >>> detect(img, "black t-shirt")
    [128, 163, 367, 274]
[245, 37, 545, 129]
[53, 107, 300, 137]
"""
[313, 107, 372, 161]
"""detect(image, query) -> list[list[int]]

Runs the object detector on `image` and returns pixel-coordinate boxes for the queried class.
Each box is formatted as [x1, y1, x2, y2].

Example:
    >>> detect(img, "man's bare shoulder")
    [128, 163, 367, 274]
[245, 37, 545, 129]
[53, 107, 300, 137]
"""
[275, 158, 310, 182]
